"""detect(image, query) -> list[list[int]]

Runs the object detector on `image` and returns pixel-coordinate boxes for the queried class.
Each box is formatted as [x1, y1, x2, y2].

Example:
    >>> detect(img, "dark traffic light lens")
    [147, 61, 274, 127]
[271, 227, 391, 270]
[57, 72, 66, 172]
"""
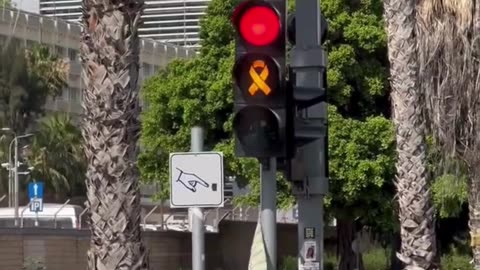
[233, 106, 281, 155]
[239, 6, 280, 46]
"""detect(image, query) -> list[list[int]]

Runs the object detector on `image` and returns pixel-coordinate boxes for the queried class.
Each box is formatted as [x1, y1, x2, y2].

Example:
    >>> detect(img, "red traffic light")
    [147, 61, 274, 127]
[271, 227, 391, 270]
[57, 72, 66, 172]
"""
[237, 5, 280, 46]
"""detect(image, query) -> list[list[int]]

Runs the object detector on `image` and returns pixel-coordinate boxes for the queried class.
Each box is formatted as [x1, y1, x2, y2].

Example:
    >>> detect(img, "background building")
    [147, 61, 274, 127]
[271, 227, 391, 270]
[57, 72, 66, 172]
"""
[0, 7, 196, 117]
[39, 0, 211, 49]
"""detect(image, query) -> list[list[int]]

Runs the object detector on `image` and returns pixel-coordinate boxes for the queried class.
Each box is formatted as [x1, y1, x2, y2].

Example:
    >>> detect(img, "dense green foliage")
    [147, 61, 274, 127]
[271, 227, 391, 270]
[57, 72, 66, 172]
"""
[26, 113, 85, 196]
[327, 106, 395, 227]
[0, 42, 70, 194]
[0, 0, 11, 8]
[283, 248, 473, 270]
[139, 0, 396, 222]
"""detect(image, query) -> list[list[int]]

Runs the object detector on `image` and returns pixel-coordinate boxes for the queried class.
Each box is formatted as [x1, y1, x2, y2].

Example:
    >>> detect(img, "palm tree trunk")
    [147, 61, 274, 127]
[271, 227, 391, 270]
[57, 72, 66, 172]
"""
[469, 166, 480, 267]
[384, 0, 439, 269]
[80, 0, 149, 268]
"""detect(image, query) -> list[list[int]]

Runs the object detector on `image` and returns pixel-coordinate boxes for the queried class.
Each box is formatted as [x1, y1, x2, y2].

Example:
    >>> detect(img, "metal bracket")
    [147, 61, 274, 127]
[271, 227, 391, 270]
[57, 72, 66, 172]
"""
[258, 158, 271, 170]
[295, 117, 327, 146]
[294, 86, 326, 110]
[290, 46, 327, 69]
[292, 177, 328, 196]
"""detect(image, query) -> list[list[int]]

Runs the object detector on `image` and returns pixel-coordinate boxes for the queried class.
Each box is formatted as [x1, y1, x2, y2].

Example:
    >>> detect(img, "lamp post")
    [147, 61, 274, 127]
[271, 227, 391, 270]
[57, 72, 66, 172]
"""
[13, 133, 33, 227]
[1, 127, 15, 207]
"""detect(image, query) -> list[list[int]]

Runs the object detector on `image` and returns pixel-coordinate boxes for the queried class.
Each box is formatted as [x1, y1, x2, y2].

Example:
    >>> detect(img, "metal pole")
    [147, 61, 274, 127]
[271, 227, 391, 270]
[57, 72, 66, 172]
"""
[261, 157, 277, 270]
[53, 199, 71, 228]
[294, 0, 328, 269]
[14, 137, 19, 227]
[191, 126, 205, 270]
[8, 138, 14, 207]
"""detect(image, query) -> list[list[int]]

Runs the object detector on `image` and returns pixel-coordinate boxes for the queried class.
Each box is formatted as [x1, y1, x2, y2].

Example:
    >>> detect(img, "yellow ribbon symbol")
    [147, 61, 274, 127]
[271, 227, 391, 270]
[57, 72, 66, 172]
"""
[248, 60, 271, 96]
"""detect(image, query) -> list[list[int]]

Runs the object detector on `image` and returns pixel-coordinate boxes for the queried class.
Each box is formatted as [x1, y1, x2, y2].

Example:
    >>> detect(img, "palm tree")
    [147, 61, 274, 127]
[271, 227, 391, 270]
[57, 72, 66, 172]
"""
[25, 113, 85, 200]
[0, 43, 68, 133]
[384, 0, 438, 268]
[415, 0, 480, 266]
[80, 0, 149, 268]
[0, 43, 68, 204]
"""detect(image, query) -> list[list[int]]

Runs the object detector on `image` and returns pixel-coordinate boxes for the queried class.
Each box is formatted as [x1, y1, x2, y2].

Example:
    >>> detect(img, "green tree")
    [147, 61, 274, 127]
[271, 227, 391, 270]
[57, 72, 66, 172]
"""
[327, 106, 395, 270]
[0, 43, 68, 195]
[0, 43, 67, 133]
[25, 113, 86, 200]
[0, 0, 12, 8]
[426, 137, 468, 219]
[139, 0, 241, 199]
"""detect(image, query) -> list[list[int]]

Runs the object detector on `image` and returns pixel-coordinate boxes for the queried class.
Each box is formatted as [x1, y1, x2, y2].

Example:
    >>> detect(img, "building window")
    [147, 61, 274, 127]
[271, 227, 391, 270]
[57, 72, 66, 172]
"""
[60, 88, 69, 100]
[68, 49, 78, 62]
[142, 63, 151, 77]
[26, 40, 37, 49]
[69, 87, 81, 102]
[55, 46, 65, 58]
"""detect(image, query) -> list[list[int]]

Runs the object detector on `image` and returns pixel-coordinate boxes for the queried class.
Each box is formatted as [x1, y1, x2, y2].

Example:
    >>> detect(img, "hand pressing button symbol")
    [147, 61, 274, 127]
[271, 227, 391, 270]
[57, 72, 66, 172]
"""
[175, 167, 210, 193]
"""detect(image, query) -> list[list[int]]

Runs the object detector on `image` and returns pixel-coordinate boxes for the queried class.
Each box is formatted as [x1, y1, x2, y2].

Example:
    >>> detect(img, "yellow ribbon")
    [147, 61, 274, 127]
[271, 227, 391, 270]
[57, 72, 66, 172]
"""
[248, 60, 271, 96]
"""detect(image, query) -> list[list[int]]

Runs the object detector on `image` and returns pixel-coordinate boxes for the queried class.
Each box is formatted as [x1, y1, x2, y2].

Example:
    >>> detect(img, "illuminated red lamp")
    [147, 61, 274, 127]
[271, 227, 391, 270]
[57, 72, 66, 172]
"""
[236, 5, 281, 46]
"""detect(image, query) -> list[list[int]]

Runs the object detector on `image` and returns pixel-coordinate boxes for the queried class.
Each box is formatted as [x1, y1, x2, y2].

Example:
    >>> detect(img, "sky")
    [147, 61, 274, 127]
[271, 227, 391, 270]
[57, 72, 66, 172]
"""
[12, 0, 39, 13]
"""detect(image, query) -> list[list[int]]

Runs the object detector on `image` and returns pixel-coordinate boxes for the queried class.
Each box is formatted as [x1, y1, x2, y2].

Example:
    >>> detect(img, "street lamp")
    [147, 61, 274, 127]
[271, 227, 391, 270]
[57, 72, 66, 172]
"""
[1, 127, 15, 208]
[13, 133, 33, 227]
[18, 166, 34, 176]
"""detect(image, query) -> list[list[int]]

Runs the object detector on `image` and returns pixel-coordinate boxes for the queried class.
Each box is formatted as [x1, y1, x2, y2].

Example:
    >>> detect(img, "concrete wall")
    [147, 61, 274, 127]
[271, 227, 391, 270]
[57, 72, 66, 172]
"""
[0, 7, 196, 117]
[0, 221, 297, 270]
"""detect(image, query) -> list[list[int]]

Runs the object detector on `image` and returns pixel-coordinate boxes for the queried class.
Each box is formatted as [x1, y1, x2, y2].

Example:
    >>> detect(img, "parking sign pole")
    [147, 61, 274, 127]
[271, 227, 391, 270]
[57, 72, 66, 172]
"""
[14, 137, 19, 227]
[191, 126, 205, 270]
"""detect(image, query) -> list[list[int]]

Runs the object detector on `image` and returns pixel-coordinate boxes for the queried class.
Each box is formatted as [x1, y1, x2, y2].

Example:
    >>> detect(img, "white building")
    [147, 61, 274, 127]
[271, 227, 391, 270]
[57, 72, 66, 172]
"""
[0, 7, 196, 116]
[39, 0, 211, 49]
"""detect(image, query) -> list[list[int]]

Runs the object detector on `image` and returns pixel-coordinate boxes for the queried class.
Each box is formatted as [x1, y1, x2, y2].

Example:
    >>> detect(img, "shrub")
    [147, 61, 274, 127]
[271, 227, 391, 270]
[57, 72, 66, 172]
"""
[278, 247, 473, 270]
[23, 257, 46, 270]
[441, 250, 472, 270]
[363, 248, 388, 270]
[280, 256, 297, 270]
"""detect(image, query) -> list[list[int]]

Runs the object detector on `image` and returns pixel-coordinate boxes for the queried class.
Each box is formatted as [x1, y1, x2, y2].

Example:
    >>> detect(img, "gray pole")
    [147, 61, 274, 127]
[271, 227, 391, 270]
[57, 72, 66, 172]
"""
[8, 166, 12, 207]
[8, 138, 14, 207]
[260, 158, 277, 270]
[294, 0, 328, 268]
[14, 137, 19, 227]
[191, 126, 205, 270]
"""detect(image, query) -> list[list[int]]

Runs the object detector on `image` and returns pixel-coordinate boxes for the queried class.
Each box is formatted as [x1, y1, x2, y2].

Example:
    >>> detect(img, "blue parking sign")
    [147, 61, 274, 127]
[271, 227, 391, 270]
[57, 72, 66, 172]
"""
[28, 182, 44, 199]
[28, 182, 44, 212]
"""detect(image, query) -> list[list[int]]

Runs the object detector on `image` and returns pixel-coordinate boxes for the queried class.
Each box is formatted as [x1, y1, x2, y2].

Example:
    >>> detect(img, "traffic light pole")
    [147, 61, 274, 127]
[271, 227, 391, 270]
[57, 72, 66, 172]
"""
[260, 157, 277, 270]
[293, 0, 328, 269]
[191, 126, 205, 270]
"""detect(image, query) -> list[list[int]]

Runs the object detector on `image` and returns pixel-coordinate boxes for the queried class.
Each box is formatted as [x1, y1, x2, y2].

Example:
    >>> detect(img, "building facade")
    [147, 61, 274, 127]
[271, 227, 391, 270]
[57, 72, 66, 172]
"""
[39, 0, 210, 49]
[0, 7, 195, 117]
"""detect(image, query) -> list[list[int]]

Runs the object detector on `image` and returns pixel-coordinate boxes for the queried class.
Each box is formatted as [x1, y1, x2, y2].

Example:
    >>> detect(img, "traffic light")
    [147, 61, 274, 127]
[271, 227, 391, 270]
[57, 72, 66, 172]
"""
[287, 11, 328, 148]
[231, 0, 291, 158]
[278, 10, 329, 181]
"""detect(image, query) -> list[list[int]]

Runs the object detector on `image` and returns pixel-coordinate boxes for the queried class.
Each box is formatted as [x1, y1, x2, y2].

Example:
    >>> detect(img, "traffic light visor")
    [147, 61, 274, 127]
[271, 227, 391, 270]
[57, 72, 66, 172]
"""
[233, 4, 281, 46]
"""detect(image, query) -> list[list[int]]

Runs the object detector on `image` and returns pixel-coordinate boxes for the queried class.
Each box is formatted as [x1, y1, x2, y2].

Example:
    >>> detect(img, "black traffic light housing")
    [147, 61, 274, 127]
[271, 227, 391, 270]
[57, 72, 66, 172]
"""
[277, 11, 329, 180]
[231, 0, 292, 158]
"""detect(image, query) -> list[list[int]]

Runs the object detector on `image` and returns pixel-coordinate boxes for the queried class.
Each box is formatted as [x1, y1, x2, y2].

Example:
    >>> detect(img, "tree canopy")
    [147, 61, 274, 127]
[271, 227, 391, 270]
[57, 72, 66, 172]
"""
[138, 0, 474, 268]
[139, 0, 396, 216]
[0, 42, 69, 194]
[25, 113, 85, 197]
